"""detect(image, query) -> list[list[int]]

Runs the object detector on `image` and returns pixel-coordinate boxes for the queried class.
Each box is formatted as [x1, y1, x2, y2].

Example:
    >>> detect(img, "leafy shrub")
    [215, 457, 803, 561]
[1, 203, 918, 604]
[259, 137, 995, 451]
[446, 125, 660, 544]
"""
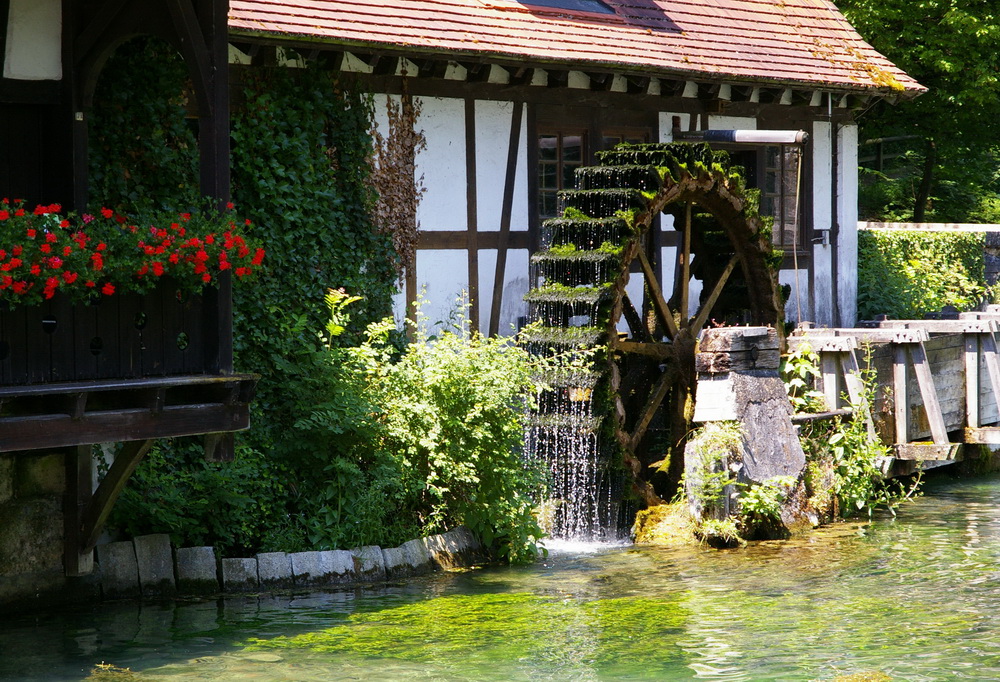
[857, 229, 987, 320]
[278, 295, 547, 562]
[109, 443, 291, 556]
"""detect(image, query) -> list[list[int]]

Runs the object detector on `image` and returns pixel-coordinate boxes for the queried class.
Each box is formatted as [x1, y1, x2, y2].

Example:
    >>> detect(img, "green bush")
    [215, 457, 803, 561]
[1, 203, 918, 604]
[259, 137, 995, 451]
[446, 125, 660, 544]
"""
[857, 229, 987, 320]
[108, 443, 291, 556]
[279, 296, 547, 563]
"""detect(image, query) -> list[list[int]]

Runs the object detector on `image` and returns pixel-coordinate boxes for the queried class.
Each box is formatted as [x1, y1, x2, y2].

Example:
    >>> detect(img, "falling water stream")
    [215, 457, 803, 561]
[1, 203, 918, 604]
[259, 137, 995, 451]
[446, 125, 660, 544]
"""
[5, 472, 1000, 680]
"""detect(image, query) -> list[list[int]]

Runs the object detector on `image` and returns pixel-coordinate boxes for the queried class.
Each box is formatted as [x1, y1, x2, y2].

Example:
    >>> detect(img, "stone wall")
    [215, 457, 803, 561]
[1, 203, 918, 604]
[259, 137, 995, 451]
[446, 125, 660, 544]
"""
[0, 446, 489, 610]
[0, 450, 80, 606]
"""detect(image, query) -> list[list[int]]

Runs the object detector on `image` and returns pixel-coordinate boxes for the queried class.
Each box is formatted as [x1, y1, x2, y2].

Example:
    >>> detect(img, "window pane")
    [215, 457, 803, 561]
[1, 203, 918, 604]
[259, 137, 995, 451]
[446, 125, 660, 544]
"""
[539, 163, 557, 189]
[540, 191, 558, 218]
[539, 135, 558, 162]
[563, 135, 583, 162]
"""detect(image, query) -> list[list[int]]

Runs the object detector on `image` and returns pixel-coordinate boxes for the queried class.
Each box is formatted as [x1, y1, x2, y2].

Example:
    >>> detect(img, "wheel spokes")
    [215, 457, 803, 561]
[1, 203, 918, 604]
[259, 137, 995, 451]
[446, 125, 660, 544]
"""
[691, 253, 740, 332]
[637, 247, 678, 339]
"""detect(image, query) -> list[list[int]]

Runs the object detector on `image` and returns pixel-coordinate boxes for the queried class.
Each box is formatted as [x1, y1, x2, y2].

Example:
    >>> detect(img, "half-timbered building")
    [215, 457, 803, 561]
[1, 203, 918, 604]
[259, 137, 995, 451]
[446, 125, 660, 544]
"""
[229, 0, 924, 331]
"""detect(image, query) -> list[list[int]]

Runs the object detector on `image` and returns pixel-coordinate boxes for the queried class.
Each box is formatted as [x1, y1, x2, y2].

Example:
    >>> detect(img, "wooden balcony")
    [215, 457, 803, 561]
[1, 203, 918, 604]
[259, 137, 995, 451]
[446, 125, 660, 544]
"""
[0, 281, 256, 454]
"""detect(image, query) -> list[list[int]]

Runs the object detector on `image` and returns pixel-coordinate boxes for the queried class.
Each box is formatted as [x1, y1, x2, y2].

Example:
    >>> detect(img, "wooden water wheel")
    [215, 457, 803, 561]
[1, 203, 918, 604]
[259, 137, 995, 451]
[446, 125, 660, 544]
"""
[525, 143, 784, 512]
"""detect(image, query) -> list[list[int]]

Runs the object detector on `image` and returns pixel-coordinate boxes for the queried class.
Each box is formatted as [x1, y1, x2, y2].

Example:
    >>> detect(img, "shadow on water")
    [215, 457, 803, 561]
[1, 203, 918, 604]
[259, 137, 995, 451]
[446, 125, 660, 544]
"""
[6, 473, 1000, 680]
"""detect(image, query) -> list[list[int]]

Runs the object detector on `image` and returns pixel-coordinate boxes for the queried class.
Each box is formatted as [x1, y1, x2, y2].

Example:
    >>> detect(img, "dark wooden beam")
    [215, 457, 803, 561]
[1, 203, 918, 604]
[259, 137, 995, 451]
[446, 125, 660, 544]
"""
[415, 58, 448, 79]
[166, 0, 212, 115]
[417, 230, 531, 250]
[729, 85, 754, 102]
[587, 72, 613, 92]
[626, 75, 650, 95]
[509, 67, 533, 87]
[0, 403, 250, 452]
[371, 55, 399, 76]
[73, 0, 130, 66]
[461, 61, 491, 83]
[0, 79, 61, 104]
[547, 70, 568, 89]
[465, 98, 480, 331]
[488, 101, 524, 337]
[204, 432, 234, 462]
[79, 439, 154, 552]
[64, 444, 95, 576]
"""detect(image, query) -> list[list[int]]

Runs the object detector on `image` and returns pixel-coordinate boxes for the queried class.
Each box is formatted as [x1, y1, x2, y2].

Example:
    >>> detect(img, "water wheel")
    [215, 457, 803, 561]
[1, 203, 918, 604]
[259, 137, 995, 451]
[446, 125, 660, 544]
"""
[524, 143, 784, 535]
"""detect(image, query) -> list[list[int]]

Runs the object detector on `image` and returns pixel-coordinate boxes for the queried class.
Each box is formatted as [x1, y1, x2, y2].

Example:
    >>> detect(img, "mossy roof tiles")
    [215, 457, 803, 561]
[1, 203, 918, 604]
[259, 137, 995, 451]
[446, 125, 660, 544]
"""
[229, 0, 924, 97]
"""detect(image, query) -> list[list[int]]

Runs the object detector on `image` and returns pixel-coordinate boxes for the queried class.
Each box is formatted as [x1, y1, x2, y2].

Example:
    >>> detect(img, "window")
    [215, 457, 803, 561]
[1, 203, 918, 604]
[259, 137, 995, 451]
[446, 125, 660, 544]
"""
[522, 0, 614, 13]
[538, 131, 586, 219]
[760, 145, 802, 251]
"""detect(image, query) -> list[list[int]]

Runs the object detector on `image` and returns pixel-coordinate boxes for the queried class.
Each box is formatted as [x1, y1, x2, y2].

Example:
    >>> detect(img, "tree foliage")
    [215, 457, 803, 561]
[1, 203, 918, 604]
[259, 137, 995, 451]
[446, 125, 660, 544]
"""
[838, 0, 1000, 222]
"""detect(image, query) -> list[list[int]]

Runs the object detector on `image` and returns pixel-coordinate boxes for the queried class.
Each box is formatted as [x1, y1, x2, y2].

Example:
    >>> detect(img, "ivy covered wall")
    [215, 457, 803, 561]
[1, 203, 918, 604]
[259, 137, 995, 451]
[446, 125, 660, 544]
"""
[88, 38, 400, 554]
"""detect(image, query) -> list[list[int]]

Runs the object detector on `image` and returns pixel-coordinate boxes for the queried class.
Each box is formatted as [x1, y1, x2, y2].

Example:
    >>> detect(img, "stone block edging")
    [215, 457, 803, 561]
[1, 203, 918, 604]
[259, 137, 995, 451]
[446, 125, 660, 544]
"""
[93, 527, 485, 600]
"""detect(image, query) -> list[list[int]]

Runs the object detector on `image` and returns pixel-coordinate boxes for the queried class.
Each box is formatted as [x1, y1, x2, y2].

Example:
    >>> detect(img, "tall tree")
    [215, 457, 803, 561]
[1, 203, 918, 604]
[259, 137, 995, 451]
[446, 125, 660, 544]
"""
[837, 0, 1000, 222]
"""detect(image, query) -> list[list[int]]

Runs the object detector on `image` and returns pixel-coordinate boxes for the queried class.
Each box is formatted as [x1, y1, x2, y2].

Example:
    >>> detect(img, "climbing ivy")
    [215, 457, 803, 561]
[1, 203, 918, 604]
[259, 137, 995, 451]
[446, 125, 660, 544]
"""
[88, 37, 200, 212]
[91, 45, 401, 553]
[229, 66, 399, 451]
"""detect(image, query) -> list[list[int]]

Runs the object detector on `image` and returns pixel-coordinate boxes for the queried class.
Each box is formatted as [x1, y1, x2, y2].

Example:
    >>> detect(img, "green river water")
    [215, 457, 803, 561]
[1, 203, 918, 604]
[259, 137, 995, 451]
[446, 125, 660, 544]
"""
[4, 472, 1000, 680]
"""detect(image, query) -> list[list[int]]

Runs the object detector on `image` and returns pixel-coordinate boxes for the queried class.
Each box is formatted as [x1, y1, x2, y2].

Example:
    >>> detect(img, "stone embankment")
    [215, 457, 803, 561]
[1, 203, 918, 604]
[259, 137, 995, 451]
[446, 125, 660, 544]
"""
[95, 527, 485, 600]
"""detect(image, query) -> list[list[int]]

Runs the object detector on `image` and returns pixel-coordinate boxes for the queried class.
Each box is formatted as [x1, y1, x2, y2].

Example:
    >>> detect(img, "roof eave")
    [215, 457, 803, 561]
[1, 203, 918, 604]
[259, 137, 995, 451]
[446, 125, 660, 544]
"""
[228, 27, 926, 100]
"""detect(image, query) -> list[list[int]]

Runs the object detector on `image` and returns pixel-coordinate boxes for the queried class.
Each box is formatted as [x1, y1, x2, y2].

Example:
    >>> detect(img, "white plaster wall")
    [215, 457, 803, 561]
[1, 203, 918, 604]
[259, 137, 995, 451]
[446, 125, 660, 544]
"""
[475, 101, 528, 232]
[414, 250, 469, 332]
[4, 0, 61, 80]
[707, 115, 757, 131]
[781, 267, 813, 324]
[657, 113, 693, 142]
[478, 249, 530, 336]
[810, 120, 834, 327]
[838, 123, 860, 326]
[415, 96, 466, 231]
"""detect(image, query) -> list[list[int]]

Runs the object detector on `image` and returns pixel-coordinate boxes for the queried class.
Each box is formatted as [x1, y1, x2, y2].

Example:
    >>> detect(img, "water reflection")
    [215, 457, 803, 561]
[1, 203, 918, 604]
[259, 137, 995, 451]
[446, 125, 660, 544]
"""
[5, 475, 1000, 679]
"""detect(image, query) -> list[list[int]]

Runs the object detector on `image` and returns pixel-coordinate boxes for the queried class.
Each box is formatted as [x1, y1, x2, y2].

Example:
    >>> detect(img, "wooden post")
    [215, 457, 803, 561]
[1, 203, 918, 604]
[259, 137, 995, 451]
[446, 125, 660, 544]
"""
[64, 444, 95, 576]
[966, 334, 981, 429]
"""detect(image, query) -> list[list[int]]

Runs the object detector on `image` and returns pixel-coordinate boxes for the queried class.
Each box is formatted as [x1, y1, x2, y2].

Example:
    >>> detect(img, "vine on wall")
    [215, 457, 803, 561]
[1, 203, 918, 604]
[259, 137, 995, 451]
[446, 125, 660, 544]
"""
[89, 44, 402, 554]
[369, 89, 426, 279]
[88, 37, 200, 212]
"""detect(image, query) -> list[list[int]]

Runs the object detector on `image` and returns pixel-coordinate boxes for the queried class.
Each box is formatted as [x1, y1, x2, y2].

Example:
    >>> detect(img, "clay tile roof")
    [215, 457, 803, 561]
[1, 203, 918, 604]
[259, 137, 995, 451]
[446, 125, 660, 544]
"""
[228, 0, 924, 97]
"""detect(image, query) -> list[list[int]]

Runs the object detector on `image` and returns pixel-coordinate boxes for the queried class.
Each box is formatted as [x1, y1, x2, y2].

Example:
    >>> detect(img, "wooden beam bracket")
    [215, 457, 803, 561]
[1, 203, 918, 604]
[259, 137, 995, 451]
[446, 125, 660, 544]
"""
[79, 439, 155, 553]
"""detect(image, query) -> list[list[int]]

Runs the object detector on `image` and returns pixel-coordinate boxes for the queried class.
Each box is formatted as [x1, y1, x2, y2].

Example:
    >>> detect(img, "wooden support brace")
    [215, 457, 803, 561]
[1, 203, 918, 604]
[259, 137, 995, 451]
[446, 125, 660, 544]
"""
[820, 352, 840, 411]
[620, 293, 649, 341]
[893, 443, 961, 461]
[838, 349, 877, 439]
[629, 367, 674, 451]
[165, 0, 214, 115]
[204, 432, 235, 462]
[980, 331, 1000, 423]
[691, 254, 738, 332]
[965, 426, 1000, 445]
[908, 341, 950, 445]
[80, 440, 155, 553]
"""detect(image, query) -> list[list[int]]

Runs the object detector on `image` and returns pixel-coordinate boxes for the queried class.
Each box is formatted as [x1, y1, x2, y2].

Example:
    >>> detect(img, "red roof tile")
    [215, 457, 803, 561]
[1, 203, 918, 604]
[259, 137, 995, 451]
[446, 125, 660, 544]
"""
[228, 0, 924, 96]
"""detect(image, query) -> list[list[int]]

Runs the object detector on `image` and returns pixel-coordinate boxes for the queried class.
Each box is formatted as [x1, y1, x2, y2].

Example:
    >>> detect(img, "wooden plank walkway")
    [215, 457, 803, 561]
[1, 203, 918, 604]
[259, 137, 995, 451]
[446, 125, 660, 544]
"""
[788, 314, 1000, 475]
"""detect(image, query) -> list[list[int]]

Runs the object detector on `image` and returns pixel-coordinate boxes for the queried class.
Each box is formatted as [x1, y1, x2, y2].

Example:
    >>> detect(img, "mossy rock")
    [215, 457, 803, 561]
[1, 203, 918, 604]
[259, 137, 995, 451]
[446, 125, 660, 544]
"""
[632, 503, 696, 546]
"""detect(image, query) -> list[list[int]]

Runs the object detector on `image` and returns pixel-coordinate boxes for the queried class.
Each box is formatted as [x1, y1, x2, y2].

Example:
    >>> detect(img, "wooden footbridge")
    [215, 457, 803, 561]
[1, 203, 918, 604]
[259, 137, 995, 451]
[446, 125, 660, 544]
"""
[788, 308, 1000, 476]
